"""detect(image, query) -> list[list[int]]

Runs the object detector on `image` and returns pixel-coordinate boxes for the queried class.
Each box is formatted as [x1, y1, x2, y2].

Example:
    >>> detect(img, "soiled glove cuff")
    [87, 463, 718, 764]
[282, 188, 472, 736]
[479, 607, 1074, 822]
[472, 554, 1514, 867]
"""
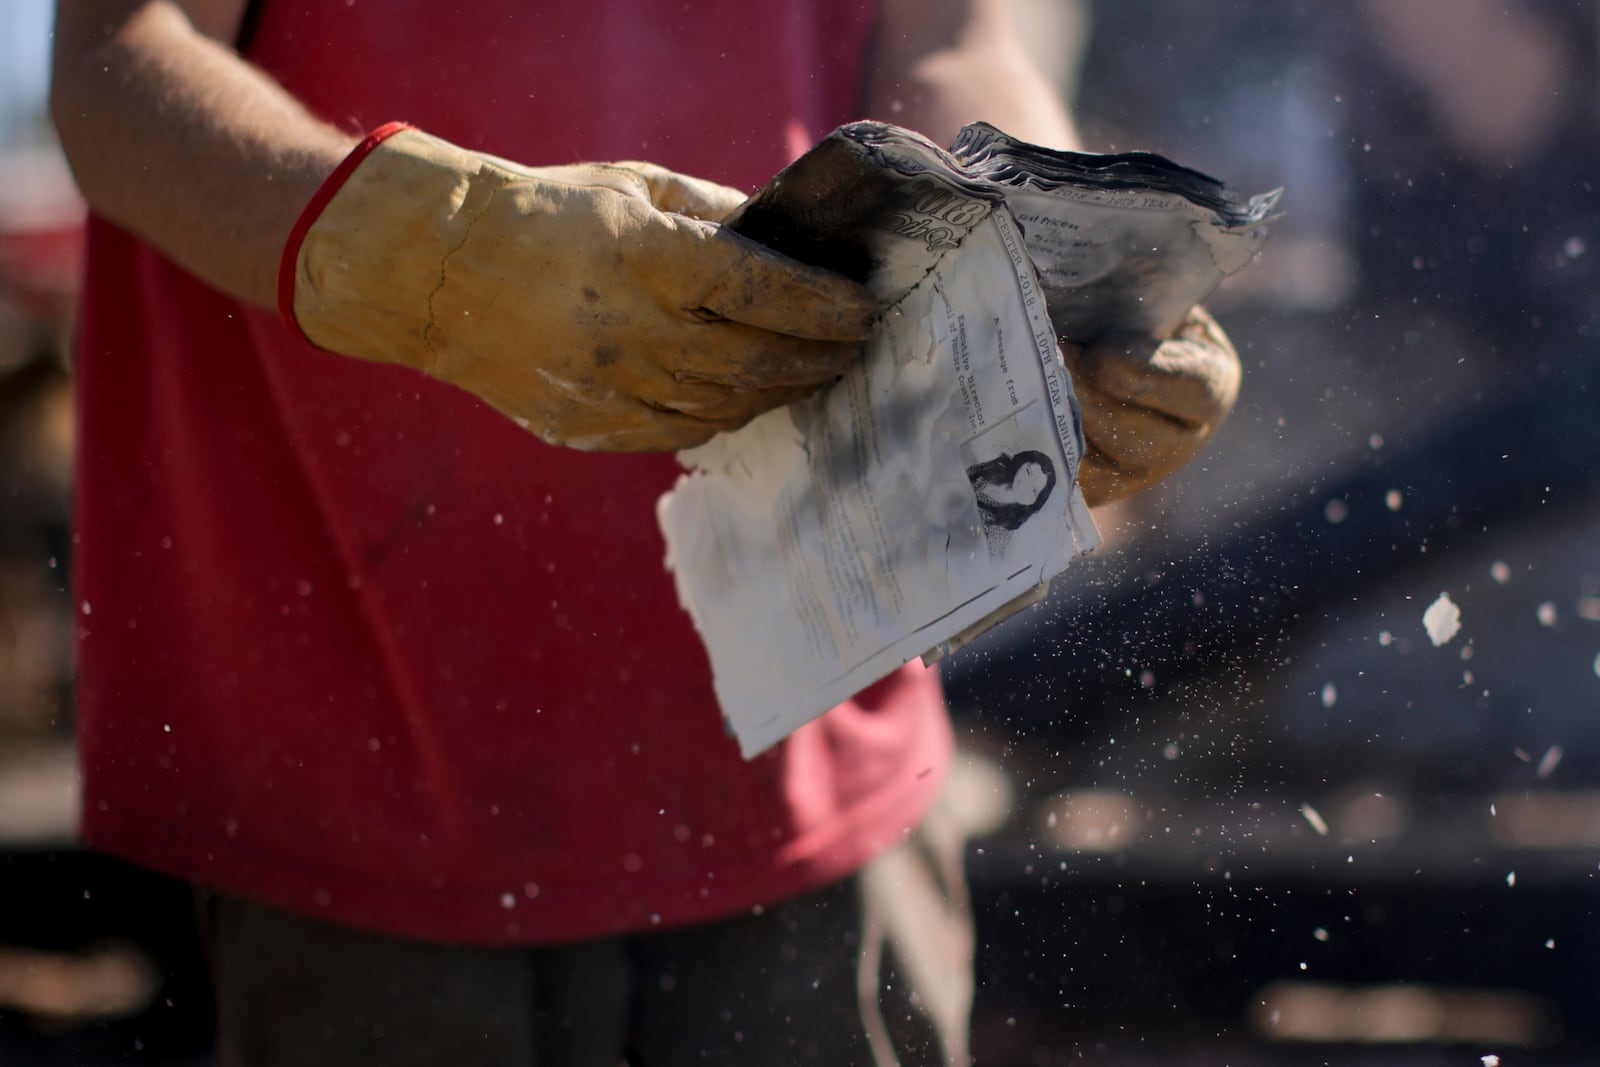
[281, 124, 532, 375]
[277, 121, 415, 344]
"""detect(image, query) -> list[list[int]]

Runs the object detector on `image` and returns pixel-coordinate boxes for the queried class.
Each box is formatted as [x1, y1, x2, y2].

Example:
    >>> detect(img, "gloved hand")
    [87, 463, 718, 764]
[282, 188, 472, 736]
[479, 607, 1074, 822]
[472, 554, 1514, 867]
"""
[1062, 304, 1241, 506]
[281, 125, 878, 451]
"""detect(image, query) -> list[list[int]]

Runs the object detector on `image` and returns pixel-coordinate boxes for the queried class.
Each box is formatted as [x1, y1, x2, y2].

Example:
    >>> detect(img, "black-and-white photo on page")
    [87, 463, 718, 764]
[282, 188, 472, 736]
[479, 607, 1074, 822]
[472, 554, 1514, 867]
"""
[964, 448, 1058, 553]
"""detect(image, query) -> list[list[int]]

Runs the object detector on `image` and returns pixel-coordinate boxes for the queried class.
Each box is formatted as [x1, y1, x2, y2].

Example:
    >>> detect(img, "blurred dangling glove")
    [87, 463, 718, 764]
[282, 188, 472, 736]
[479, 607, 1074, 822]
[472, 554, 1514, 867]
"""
[1062, 304, 1241, 507]
[280, 125, 877, 451]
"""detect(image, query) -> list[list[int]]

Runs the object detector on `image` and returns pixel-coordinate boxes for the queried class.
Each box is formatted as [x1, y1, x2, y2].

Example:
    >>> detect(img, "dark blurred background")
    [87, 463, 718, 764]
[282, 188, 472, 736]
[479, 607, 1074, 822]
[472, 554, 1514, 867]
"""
[2, 1, 1597, 1064]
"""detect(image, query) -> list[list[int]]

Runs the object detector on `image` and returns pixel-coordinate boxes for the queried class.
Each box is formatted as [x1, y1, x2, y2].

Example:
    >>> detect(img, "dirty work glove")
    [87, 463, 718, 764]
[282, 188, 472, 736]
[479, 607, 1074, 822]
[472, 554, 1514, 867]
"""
[1062, 305, 1241, 506]
[280, 124, 877, 451]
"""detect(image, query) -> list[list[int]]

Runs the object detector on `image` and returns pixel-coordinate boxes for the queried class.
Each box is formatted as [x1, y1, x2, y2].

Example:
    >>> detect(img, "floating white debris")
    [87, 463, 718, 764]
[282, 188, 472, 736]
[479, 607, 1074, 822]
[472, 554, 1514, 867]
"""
[1423, 592, 1461, 646]
[1506, 871, 1516, 888]
[1593, 652, 1600, 681]
[1321, 683, 1337, 708]
[1301, 803, 1329, 836]
[1384, 489, 1402, 511]
[1323, 499, 1348, 524]
[1482, 1055, 1501, 1067]
[1537, 745, 1563, 779]
[1537, 601, 1558, 627]
[1489, 561, 1511, 584]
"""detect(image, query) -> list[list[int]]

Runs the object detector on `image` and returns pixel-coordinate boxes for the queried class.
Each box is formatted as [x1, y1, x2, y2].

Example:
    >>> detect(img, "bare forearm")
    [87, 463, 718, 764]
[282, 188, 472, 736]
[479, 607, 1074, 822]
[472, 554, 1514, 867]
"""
[51, 1, 357, 308]
[863, 0, 1080, 151]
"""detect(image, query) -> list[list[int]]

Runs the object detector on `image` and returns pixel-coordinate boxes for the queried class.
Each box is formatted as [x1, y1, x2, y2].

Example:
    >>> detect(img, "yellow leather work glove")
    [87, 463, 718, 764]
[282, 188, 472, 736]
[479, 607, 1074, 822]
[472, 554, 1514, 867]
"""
[1063, 305, 1241, 507]
[281, 125, 878, 451]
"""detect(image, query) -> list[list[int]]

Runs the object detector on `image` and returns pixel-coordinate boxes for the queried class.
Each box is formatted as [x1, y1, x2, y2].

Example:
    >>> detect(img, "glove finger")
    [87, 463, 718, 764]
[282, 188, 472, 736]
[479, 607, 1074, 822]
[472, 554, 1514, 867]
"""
[1073, 448, 1128, 509]
[614, 161, 749, 221]
[663, 220, 879, 343]
[561, 419, 729, 452]
[507, 393, 744, 453]
[1073, 377, 1206, 478]
[660, 319, 861, 389]
[1077, 305, 1240, 426]
[1080, 337, 1239, 425]
[485, 355, 819, 449]
[645, 376, 817, 423]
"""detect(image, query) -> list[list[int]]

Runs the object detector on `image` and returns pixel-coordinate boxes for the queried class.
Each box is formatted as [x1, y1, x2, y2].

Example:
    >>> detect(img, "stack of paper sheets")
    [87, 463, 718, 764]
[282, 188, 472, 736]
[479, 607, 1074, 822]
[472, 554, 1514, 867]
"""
[658, 122, 1278, 757]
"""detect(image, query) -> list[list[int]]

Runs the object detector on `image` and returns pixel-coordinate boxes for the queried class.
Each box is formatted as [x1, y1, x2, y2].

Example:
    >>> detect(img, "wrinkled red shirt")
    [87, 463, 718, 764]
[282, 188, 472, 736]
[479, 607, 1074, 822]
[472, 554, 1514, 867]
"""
[73, 0, 951, 944]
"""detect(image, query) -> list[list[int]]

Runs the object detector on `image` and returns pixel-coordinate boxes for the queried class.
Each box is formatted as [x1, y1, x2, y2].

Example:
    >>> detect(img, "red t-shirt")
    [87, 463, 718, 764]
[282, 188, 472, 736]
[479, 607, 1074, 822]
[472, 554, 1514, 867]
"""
[72, 1, 952, 945]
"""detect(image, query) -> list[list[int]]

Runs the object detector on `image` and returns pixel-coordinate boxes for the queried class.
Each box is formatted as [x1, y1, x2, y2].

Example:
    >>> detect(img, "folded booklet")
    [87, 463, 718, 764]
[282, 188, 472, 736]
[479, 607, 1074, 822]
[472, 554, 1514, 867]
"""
[658, 122, 1277, 757]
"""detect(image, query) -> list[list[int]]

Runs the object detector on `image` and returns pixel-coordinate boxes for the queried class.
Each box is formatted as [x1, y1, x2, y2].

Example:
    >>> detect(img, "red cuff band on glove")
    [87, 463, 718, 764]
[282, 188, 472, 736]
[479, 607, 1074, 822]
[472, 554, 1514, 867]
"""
[277, 121, 416, 342]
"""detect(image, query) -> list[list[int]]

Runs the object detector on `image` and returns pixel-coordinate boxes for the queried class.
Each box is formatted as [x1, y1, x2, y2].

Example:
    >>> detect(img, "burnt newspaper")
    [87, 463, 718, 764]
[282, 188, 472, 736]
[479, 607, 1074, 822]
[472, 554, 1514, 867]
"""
[658, 122, 1277, 757]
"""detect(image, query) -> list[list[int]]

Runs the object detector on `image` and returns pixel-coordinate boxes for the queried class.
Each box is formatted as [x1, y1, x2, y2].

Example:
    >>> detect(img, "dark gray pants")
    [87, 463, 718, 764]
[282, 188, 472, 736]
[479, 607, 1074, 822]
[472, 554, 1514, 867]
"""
[201, 795, 974, 1067]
